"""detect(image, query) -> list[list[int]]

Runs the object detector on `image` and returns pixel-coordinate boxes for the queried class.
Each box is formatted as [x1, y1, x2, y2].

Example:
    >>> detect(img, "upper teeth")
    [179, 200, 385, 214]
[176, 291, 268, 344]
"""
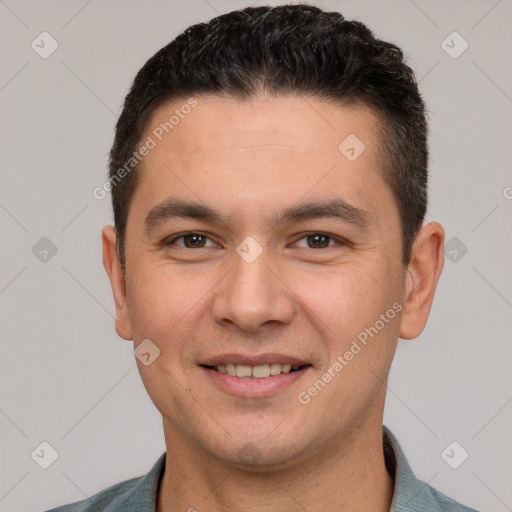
[215, 363, 299, 378]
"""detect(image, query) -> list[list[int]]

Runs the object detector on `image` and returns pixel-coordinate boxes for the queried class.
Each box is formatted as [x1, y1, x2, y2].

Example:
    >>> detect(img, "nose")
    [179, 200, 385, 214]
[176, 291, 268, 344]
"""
[211, 245, 295, 333]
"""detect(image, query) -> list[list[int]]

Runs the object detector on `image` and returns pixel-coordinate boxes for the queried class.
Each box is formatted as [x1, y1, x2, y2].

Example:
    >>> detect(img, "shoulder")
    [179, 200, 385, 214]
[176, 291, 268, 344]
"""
[42, 452, 166, 512]
[42, 476, 141, 512]
[427, 485, 479, 512]
[383, 427, 479, 512]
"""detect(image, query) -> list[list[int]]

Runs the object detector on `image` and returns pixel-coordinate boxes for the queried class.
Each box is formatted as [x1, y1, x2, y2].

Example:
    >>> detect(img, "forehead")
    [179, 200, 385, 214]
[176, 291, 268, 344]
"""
[145, 95, 382, 160]
[131, 95, 395, 231]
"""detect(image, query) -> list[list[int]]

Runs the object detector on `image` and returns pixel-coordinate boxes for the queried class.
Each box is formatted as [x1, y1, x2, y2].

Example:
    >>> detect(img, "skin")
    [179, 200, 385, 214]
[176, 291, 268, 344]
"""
[103, 95, 444, 512]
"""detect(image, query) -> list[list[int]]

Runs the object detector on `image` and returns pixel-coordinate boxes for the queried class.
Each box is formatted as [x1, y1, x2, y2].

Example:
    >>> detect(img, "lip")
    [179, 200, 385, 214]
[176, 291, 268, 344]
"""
[200, 363, 312, 399]
[200, 353, 309, 366]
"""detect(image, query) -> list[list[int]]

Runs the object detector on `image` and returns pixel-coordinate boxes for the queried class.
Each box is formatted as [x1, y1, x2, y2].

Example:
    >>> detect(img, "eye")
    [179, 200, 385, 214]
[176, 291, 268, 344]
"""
[164, 232, 345, 250]
[166, 233, 218, 249]
[293, 233, 341, 249]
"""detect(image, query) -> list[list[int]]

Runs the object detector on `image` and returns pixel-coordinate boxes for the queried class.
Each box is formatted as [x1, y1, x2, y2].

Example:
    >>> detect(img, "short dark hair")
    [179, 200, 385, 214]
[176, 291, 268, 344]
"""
[108, 3, 428, 267]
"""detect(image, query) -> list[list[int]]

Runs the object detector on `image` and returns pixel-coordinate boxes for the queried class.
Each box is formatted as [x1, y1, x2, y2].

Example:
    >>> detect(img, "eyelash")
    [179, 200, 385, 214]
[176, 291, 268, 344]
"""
[165, 232, 346, 250]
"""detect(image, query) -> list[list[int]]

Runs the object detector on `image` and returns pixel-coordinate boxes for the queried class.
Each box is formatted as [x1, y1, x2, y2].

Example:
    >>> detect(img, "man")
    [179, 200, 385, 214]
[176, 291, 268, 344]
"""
[46, 4, 478, 511]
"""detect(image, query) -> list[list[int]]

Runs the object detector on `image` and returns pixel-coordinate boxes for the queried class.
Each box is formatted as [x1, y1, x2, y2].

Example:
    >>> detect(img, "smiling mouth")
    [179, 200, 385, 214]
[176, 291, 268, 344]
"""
[201, 363, 311, 379]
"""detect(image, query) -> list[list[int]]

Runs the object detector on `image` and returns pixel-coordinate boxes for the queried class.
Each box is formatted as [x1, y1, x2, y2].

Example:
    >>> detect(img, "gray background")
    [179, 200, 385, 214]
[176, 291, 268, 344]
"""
[0, 1, 511, 511]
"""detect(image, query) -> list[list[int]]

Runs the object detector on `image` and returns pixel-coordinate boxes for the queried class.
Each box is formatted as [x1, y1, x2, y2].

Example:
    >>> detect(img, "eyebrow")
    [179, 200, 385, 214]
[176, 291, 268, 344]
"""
[143, 197, 371, 235]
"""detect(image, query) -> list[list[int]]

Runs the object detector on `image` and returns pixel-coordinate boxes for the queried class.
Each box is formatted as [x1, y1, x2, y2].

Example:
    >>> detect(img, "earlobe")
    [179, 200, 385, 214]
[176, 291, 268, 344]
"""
[399, 222, 445, 340]
[102, 226, 133, 341]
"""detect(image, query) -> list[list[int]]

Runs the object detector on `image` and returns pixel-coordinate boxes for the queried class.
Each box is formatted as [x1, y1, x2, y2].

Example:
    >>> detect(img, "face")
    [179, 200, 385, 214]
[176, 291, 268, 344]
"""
[103, 94, 443, 469]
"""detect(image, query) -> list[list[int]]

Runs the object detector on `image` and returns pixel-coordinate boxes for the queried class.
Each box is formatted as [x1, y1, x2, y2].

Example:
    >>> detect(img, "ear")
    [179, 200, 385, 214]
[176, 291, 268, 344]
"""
[102, 225, 133, 340]
[399, 222, 445, 340]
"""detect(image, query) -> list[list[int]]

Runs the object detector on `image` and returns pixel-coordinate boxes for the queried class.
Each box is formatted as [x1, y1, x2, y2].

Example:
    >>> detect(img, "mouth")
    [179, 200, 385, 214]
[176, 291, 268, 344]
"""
[201, 363, 310, 379]
[199, 355, 312, 397]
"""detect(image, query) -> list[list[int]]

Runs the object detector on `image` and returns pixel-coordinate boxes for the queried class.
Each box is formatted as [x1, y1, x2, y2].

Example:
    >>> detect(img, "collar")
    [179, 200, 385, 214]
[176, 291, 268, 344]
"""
[384, 426, 470, 511]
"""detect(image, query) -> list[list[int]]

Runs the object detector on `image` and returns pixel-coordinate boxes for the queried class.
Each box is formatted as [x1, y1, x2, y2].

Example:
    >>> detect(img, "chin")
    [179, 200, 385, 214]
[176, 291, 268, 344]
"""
[215, 441, 305, 473]
[198, 422, 316, 472]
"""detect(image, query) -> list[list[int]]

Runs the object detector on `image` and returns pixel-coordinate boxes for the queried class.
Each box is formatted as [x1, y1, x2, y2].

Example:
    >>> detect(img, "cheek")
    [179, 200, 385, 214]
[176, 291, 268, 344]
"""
[286, 262, 403, 384]
[126, 250, 403, 354]
[125, 262, 198, 343]
[287, 263, 392, 334]
[125, 261, 225, 375]
[126, 266, 202, 404]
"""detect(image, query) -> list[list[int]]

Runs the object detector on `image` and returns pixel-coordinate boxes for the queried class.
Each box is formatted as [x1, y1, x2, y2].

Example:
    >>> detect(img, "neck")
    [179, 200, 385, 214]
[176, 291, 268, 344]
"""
[157, 423, 394, 512]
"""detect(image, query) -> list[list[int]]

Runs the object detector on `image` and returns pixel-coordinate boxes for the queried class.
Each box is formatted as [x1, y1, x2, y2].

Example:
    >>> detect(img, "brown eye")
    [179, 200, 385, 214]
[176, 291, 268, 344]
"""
[167, 233, 217, 248]
[306, 234, 331, 248]
[182, 234, 207, 248]
[294, 233, 339, 249]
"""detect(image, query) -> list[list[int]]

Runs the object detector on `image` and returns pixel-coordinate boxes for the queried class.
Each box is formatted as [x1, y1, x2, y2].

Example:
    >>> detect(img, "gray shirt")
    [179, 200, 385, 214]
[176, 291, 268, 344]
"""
[44, 427, 478, 511]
